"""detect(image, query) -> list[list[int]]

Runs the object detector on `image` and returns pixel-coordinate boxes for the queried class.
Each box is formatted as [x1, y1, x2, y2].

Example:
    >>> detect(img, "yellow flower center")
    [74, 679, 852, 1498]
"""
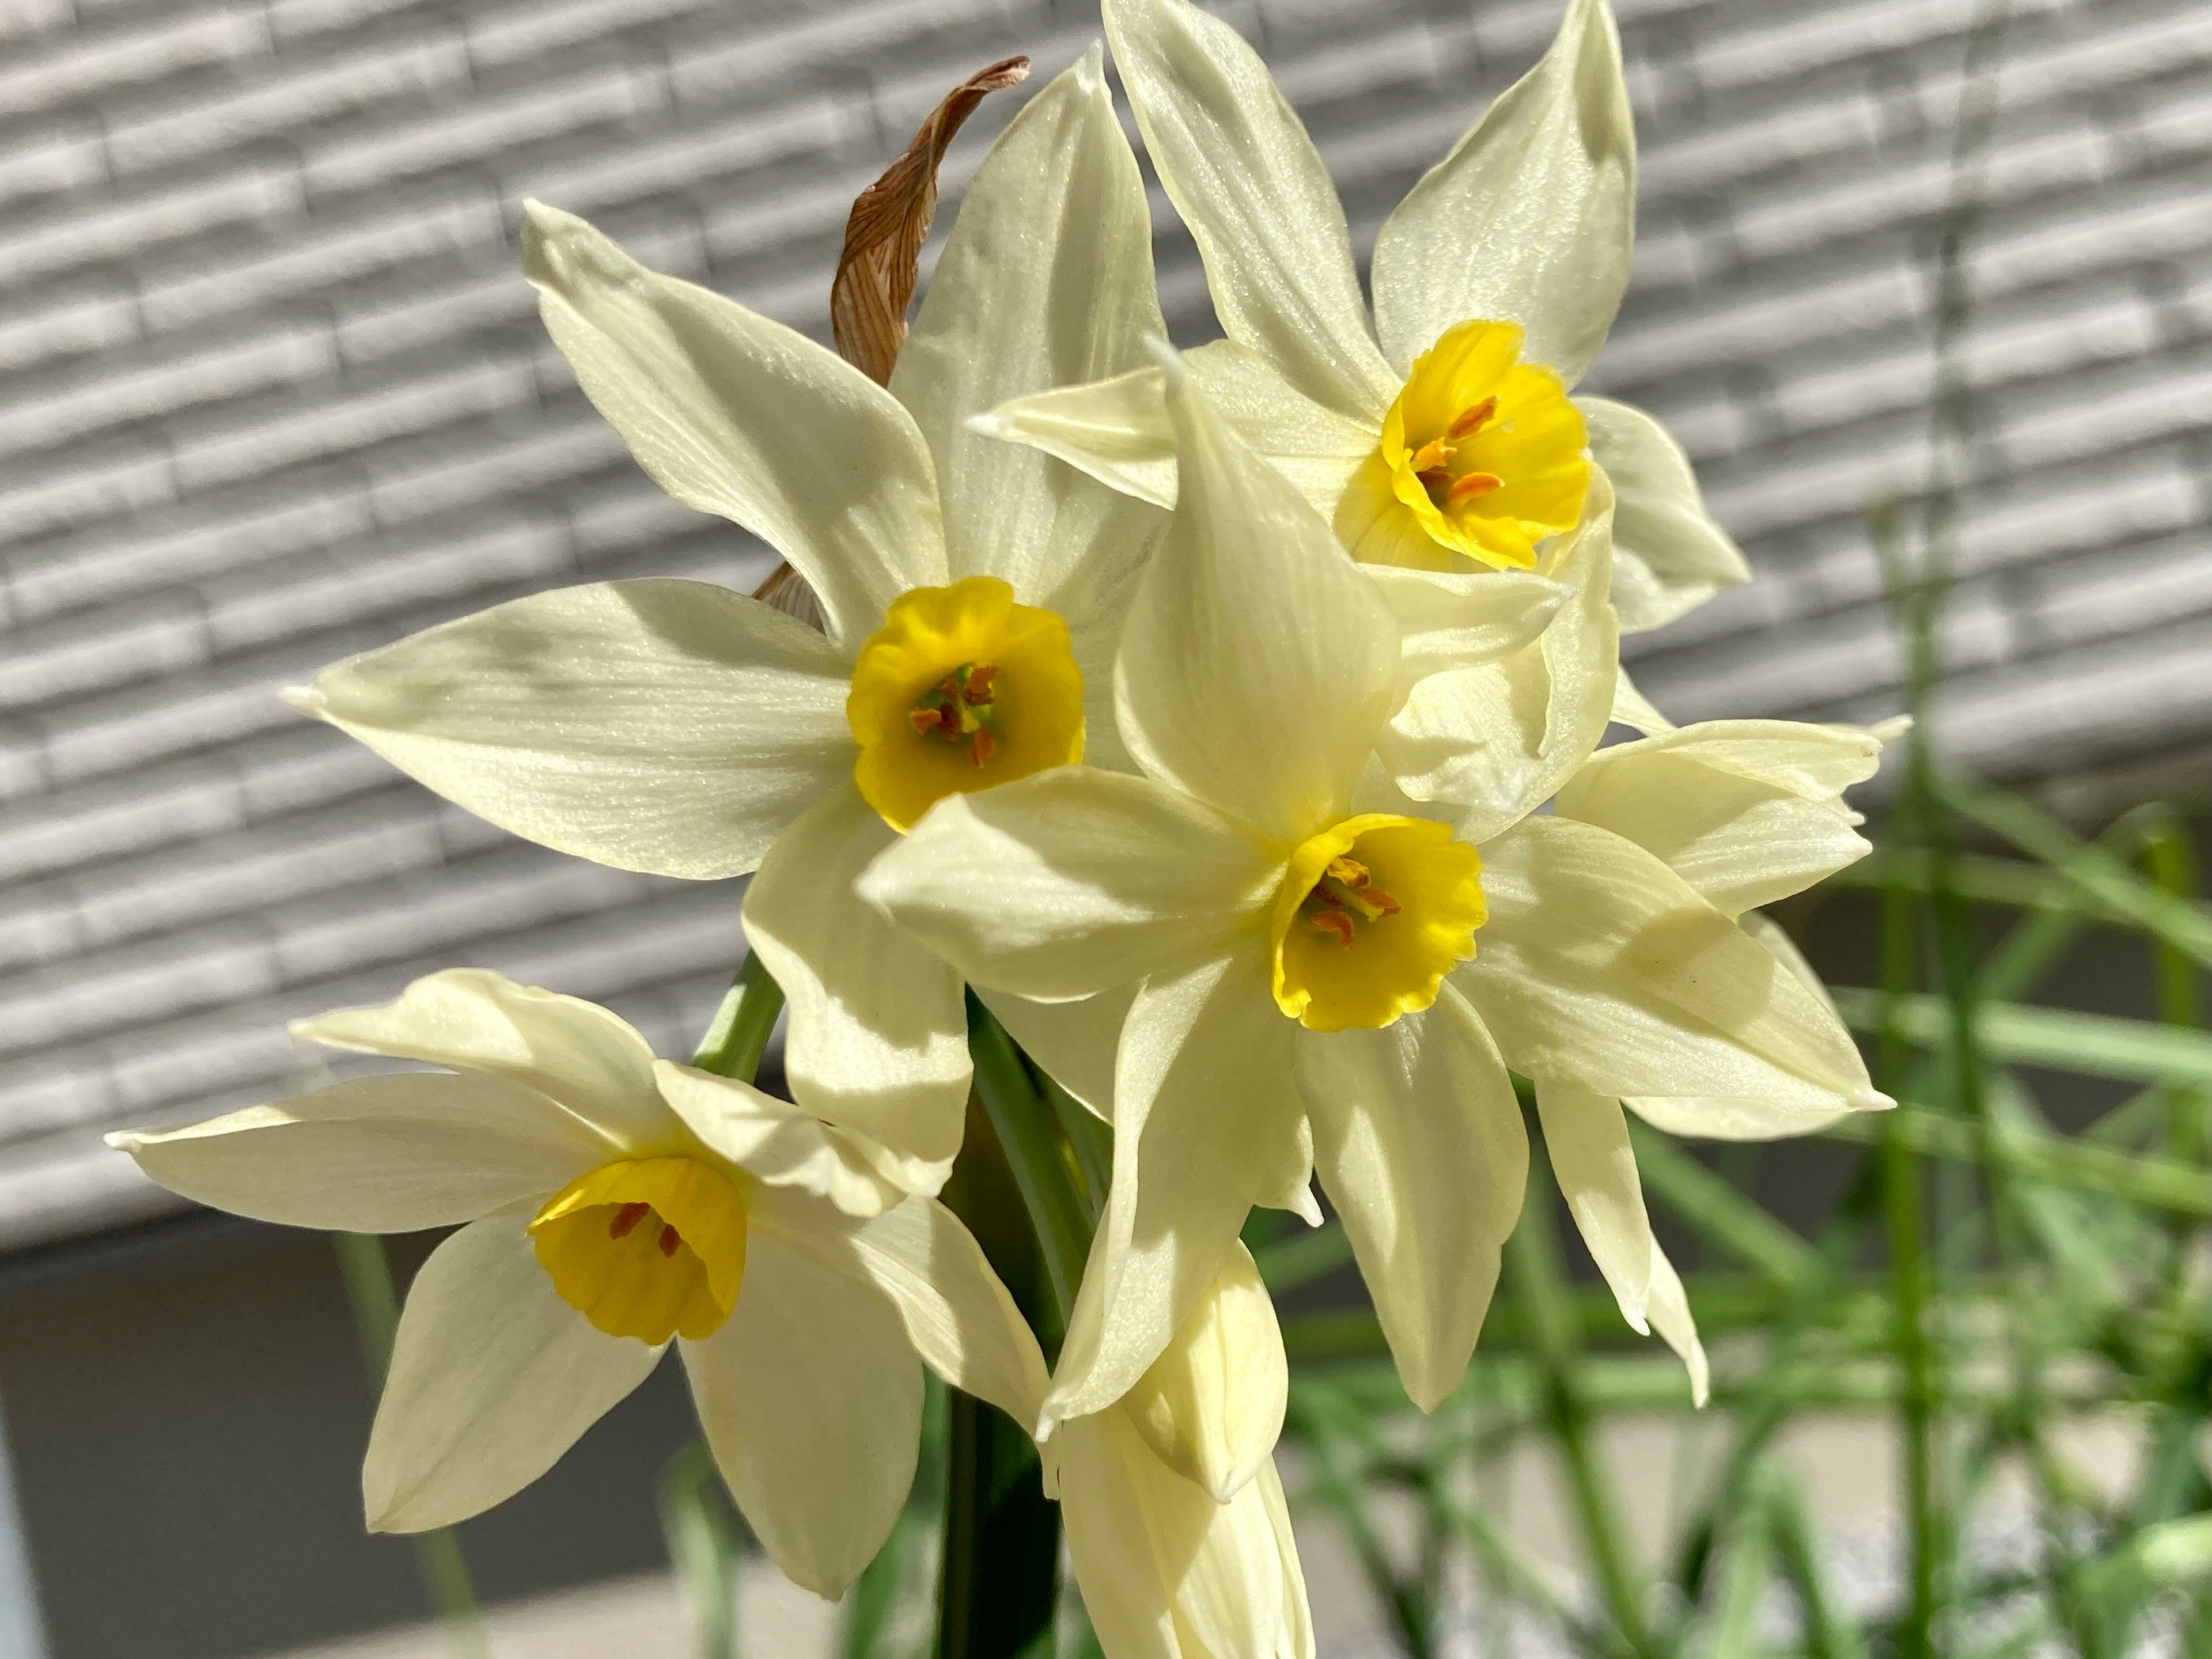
[1270, 815, 1486, 1032]
[1334, 319, 1590, 573]
[529, 1156, 749, 1344]
[847, 575, 1085, 833]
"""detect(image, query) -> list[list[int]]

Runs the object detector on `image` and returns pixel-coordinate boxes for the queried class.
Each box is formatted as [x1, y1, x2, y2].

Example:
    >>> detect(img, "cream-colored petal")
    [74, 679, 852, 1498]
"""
[894, 47, 1164, 619]
[1578, 396, 1749, 632]
[1623, 912, 1858, 1141]
[1046, 948, 1306, 1425]
[362, 1205, 660, 1532]
[1645, 1238, 1710, 1406]
[293, 968, 675, 1149]
[523, 202, 944, 649]
[1103, 0, 1396, 421]
[1116, 356, 1400, 843]
[1377, 471, 1618, 839]
[289, 580, 851, 880]
[1058, 1410, 1313, 1659]
[1298, 983, 1527, 1411]
[979, 984, 1137, 1124]
[649, 1060, 904, 1219]
[680, 1230, 922, 1599]
[109, 1073, 612, 1234]
[744, 789, 971, 1196]
[1458, 816, 1886, 1112]
[1121, 1244, 1286, 1502]
[1533, 1081, 1652, 1331]
[860, 767, 1279, 1003]
[1369, 0, 1634, 385]
[1611, 666, 1675, 735]
[1552, 718, 1887, 918]
[1365, 565, 1567, 684]
[749, 1185, 1051, 1433]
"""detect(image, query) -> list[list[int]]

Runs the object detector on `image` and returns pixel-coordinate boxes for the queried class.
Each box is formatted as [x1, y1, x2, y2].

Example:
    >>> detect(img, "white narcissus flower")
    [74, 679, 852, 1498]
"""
[106, 970, 1047, 1600]
[862, 362, 1890, 1428]
[1056, 1247, 1312, 1659]
[279, 52, 1167, 1199]
[987, 0, 1746, 634]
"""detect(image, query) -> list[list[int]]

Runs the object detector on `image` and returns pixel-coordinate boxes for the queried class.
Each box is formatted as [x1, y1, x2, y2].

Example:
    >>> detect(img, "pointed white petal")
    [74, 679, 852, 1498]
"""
[1370, 0, 1634, 384]
[1117, 357, 1400, 843]
[1122, 1244, 1286, 1502]
[1103, 0, 1396, 419]
[1611, 666, 1675, 735]
[749, 1186, 1051, 1434]
[979, 984, 1136, 1124]
[1366, 566, 1567, 683]
[1645, 1238, 1710, 1406]
[1458, 816, 1883, 1112]
[681, 1230, 922, 1599]
[1047, 948, 1305, 1424]
[523, 202, 944, 647]
[1378, 472, 1617, 839]
[1553, 718, 1887, 918]
[363, 1206, 660, 1532]
[1059, 1411, 1313, 1659]
[1533, 1082, 1653, 1331]
[650, 1060, 904, 1218]
[1300, 983, 1527, 1411]
[111, 1073, 612, 1234]
[744, 789, 971, 1195]
[294, 968, 676, 1149]
[895, 48, 1165, 615]
[1578, 396, 1749, 632]
[861, 767, 1279, 1003]
[290, 581, 852, 880]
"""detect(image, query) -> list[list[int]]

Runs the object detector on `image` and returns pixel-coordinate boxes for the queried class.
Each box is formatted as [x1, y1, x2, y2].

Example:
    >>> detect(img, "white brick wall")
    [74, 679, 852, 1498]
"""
[0, 0, 2205, 1247]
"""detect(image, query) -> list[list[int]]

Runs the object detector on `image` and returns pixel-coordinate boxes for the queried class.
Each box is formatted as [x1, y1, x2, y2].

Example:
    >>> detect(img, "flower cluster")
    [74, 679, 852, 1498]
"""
[112, 1, 1897, 1652]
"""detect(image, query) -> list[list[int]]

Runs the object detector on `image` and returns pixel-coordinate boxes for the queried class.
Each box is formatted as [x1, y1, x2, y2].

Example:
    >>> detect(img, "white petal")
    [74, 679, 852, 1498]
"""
[979, 984, 1136, 1123]
[1299, 983, 1527, 1411]
[1378, 471, 1618, 839]
[110, 1073, 612, 1234]
[1047, 948, 1306, 1425]
[1645, 1238, 1710, 1407]
[1366, 565, 1567, 683]
[1116, 357, 1400, 843]
[294, 968, 675, 1149]
[1458, 816, 1884, 1112]
[1103, 0, 1396, 420]
[1122, 1244, 1286, 1502]
[289, 580, 851, 880]
[1552, 718, 1886, 918]
[1578, 396, 1749, 632]
[650, 1060, 905, 1218]
[749, 1186, 1051, 1434]
[1623, 912, 1858, 1141]
[1611, 666, 1675, 735]
[894, 48, 1165, 616]
[363, 1206, 660, 1532]
[523, 202, 944, 648]
[861, 767, 1279, 1002]
[681, 1230, 922, 1599]
[1058, 1411, 1312, 1659]
[1533, 1081, 1652, 1331]
[744, 789, 971, 1196]
[1369, 0, 1634, 384]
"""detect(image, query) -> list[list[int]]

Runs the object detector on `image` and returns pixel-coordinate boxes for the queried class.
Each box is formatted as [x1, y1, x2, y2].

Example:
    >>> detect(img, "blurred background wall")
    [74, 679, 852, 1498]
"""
[0, 0, 2206, 1653]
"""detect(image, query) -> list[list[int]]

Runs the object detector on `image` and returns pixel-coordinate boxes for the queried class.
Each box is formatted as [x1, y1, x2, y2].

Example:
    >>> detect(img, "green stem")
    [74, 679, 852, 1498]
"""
[692, 952, 786, 1081]
[2140, 811, 2207, 1166]
[332, 1234, 487, 1654]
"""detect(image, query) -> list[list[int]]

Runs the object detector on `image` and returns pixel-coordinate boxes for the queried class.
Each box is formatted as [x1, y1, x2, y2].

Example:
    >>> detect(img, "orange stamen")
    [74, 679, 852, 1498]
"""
[1308, 910, 1356, 947]
[1448, 472, 1504, 502]
[608, 1202, 651, 1240]
[1409, 437, 1456, 473]
[969, 727, 997, 768]
[657, 1224, 681, 1257]
[963, 664, 999, 704]
[1447, 396, 1498, 440]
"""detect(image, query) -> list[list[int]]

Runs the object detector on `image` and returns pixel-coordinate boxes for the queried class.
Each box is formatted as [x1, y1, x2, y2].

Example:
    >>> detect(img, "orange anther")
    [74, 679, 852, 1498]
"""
[1308, 910, 1357, 947]
[1447, 396, 1498, 440]
[963, 663, 1000, 704]
[1326, 855, 1373, 888]
[1448, 471, 1504, 502]
[1365, 887, 1402, 917]
[608, 1202, 651, 1240]
[1410, 438, 1456, 473]
[657, 1224, 681, 1257]
[910, 706, 948, 736]
[969, 727, 997, 768]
